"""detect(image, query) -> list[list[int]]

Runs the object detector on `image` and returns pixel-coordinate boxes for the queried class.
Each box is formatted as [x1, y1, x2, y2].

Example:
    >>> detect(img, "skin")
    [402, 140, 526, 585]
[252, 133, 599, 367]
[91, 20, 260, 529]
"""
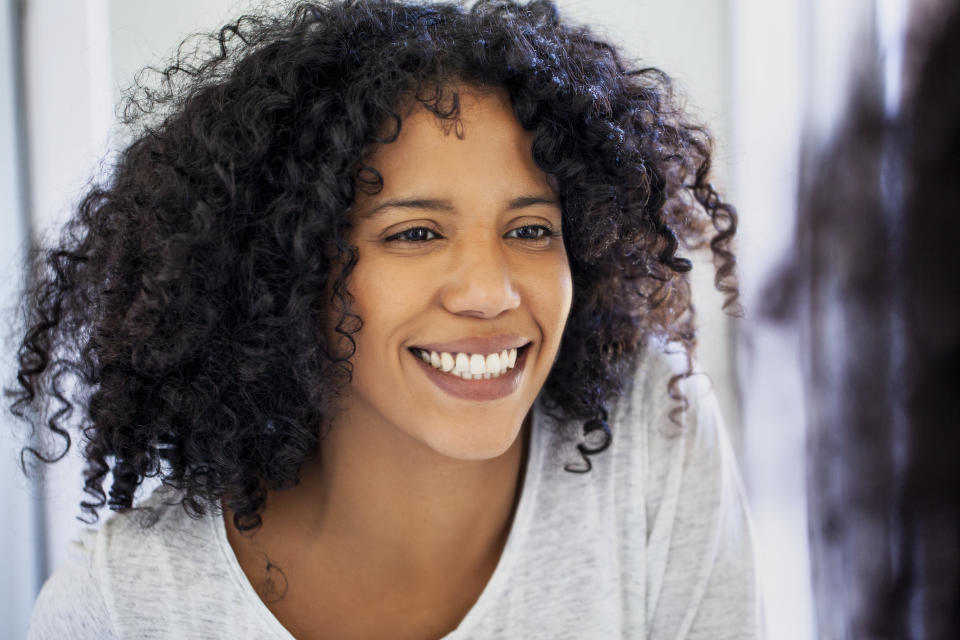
[225, 87, 573, 639]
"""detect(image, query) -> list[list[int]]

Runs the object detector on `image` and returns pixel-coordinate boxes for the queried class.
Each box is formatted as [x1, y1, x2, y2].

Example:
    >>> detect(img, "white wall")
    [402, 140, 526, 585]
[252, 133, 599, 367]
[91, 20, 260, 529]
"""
[1, 2, 41, 636]
[20, 0, 115, 582]
[729, 1, 813, 637]
[108, 0, 263, 109]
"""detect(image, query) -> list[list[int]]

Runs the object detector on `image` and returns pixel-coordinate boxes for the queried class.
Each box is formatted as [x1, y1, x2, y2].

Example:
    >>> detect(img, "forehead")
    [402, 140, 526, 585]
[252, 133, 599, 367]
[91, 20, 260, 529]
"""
[354, 88, 555, 211]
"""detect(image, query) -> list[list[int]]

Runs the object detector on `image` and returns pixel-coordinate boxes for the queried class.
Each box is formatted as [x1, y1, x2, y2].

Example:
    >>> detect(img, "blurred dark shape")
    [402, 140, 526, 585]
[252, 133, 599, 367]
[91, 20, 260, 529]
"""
[771, 1, 960, 638]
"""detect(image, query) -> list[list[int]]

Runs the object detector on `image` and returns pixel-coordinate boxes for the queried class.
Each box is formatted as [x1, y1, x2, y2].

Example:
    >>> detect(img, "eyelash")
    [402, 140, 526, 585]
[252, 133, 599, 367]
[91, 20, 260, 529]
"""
[384, 225, 559, 244]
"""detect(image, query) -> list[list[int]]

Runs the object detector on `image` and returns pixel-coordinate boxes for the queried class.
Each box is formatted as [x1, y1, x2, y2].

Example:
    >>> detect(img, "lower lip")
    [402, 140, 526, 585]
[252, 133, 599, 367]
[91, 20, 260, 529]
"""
[409, 347, 529, 401]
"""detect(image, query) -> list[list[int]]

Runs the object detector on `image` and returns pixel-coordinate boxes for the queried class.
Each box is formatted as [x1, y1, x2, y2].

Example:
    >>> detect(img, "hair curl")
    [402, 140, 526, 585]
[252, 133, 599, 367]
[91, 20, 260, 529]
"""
[8, 0, 738, 530]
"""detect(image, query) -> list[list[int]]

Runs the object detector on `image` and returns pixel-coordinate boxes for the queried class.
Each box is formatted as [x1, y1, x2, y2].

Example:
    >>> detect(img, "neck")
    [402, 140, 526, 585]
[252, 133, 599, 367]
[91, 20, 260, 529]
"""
[230, 410, 531, 593]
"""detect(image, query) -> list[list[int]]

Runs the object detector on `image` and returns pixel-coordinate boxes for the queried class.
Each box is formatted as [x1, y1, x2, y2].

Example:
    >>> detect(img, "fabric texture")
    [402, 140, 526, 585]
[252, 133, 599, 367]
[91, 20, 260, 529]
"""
[28, 345, 765, 639]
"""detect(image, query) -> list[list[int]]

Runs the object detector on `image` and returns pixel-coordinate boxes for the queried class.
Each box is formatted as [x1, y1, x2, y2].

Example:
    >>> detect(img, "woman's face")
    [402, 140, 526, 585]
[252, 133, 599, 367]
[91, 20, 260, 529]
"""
[341, 88, 572, 461]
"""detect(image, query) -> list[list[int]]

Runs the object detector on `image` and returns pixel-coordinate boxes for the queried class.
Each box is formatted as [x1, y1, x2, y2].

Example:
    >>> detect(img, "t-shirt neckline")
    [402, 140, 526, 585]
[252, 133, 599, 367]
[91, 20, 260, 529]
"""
[211, 402, 545, 639]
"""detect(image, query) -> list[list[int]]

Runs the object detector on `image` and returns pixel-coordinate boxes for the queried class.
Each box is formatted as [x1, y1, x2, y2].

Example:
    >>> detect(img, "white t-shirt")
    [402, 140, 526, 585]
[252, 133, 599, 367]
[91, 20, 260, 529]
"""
[28, 346, 765, 639]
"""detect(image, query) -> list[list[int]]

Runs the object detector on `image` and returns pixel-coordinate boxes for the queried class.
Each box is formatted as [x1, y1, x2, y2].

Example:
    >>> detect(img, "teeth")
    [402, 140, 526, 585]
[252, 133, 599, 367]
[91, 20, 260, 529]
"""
[413, 346, 523, 380]
[486, 353, 500, 375]
[440, 352, 455, 372]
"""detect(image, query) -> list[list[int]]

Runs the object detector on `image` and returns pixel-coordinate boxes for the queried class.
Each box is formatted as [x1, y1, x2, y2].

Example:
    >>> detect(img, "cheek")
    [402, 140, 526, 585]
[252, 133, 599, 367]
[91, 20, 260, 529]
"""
[529, 251, 574, 337]
[347, 255, 425, 344]
[558, 257, 573, 317]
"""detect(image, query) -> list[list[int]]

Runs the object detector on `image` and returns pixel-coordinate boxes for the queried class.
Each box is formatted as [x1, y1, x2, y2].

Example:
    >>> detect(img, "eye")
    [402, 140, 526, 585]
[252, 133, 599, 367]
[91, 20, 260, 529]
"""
[505, 225, 557, 241]
[384, 227, 440, 243]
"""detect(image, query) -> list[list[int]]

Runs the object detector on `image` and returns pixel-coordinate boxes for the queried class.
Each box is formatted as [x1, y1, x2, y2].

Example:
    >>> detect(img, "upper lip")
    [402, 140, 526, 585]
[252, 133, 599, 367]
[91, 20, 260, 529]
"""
[410, 334, 532, 355]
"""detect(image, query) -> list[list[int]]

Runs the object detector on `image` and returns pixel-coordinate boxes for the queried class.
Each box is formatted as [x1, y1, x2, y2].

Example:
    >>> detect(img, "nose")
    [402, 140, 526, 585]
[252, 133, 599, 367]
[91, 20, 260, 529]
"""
[440, 234, 522, 319]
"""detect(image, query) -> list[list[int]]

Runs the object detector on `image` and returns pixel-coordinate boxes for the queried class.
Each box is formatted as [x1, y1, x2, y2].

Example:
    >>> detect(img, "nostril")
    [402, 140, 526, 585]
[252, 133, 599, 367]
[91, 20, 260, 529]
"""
[439, 269, 522, 318]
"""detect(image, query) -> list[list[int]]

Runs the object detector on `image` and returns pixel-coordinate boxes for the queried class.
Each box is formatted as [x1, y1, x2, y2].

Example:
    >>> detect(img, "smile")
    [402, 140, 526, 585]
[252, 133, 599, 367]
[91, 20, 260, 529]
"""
[407, 344, 531, 401]
[410, 347, 520, 379]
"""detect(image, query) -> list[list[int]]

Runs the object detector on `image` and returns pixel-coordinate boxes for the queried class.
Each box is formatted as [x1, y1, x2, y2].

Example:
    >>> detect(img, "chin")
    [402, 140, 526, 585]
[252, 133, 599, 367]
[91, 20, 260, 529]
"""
[415, 414, 525, 461]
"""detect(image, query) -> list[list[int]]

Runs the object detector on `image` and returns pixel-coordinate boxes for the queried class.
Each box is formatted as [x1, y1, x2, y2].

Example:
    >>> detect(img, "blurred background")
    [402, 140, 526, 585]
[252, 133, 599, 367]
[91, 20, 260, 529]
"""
[0, 0, 912, 637]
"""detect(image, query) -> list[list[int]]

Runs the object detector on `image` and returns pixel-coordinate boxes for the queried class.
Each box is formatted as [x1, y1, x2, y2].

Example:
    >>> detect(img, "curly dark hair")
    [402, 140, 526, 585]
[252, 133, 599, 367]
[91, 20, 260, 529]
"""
[8, 0, 738, 530]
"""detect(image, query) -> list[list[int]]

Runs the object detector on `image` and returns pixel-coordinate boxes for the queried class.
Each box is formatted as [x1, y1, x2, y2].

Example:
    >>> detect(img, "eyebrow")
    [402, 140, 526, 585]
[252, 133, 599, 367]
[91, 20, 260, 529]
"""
[359, 195, 560, 219]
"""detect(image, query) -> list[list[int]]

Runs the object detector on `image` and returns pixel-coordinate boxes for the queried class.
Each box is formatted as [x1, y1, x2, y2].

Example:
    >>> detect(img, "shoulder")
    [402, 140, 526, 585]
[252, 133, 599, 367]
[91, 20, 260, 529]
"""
[610, 341, 728, 497]
[617, 342, 764, 638]
[616, 339, 750, 547]
[28, 528, 116, 639]
[94, 485, 221, 581]
[522, 342, 762, 636]
[624, 342, 733, 483]
[29, 486, 226, 639]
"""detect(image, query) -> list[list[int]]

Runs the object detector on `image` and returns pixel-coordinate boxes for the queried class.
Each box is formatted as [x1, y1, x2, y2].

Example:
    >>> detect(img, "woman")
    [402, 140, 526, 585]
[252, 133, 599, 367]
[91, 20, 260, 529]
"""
[16, 1, 759, 637]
